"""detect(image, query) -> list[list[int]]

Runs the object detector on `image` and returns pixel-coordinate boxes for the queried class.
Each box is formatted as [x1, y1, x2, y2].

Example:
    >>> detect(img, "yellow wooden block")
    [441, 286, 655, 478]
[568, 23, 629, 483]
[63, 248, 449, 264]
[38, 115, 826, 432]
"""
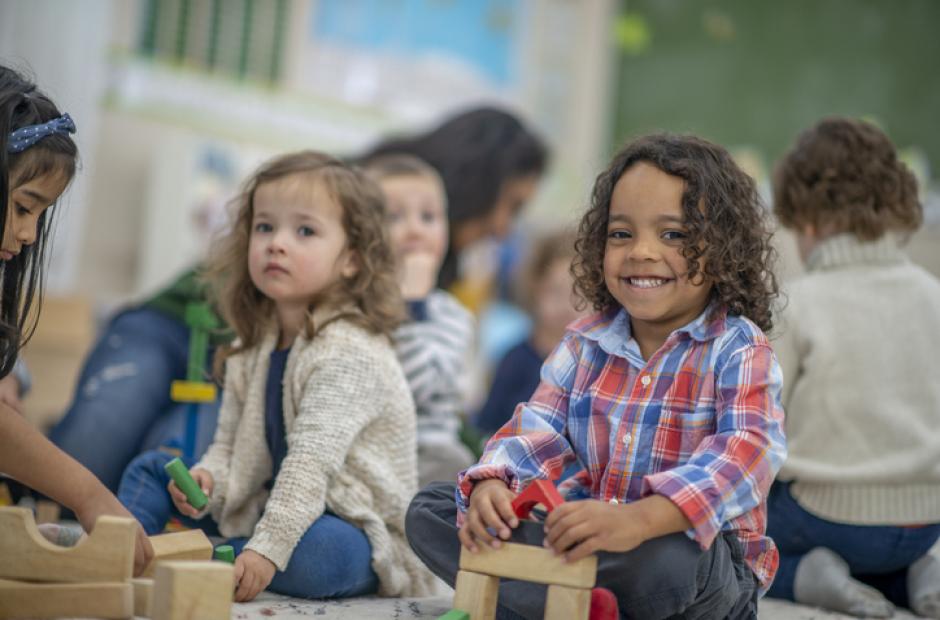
[453, 570, 499, 620]
[544, 584, 592, 620]
[0, 577, 132, 619]
[0, 483, 12, 507]
[143, 529, 214, 577]
[170, 380, 217, 403]
[131, 577, 153, 618]
[0, 507, 135, 583]
[152, 561, 233, 620]
[459, 541, 597, 589]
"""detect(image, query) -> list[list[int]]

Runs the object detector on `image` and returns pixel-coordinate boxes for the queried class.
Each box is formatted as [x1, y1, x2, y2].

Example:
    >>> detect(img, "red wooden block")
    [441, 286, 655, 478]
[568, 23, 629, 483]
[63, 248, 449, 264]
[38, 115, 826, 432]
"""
[511, 479, 564, 519]
[589, 587, 619, 620]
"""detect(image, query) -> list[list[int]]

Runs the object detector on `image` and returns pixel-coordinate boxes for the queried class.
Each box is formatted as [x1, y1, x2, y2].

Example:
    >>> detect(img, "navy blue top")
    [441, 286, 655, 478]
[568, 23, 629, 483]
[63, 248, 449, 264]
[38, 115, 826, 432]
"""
[264, 347, 291, 486]
[474, 339, 544, 434]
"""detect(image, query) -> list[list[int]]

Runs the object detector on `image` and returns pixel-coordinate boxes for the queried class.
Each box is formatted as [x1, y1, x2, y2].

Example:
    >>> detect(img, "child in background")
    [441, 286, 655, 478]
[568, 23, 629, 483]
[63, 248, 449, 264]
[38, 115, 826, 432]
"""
[768, 117, 940, 618]
[0, 64, 153, 574]
[363, 155, 476, 488]
[406, 134, 786, 619]
[117, 152, 434, 601]
[474, 229, 583, 435]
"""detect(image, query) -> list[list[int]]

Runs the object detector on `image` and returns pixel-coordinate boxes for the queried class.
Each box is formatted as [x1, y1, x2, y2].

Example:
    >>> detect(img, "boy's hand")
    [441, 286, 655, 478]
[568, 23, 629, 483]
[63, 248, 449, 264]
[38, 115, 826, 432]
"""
[458, 479, 518, 552]
[399, 252, 439, 300]
[543, 499, 648, 563]
[167, 467, 213, 518]
[233, 549, 276, 602]
[73, 490, 155, 577]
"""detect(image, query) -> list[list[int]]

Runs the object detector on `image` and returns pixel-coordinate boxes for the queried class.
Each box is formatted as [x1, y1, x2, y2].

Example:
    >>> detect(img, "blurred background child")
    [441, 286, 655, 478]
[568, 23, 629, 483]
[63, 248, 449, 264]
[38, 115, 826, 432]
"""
[473, 228, 583, 436]
[363, 154, 476, 488]
[767, 117, 940, 619]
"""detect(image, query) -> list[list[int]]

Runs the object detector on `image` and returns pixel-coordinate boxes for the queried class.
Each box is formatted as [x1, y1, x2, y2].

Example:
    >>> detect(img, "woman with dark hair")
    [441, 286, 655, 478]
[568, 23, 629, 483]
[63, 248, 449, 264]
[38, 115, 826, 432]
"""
[361, 106, 548, 288]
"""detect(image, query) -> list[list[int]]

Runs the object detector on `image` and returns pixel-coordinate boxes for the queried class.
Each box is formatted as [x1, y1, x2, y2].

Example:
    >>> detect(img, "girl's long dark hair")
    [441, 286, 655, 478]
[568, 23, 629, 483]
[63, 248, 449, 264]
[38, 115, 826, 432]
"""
[0, 66, 77, 378]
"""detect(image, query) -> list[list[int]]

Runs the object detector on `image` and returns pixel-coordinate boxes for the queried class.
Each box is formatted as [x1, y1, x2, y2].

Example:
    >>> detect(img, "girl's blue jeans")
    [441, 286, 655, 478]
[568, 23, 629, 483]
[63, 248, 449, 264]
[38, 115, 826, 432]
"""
[50, 308, 221, 492]
[118, 450, 378, 599]
[766, 481, 940, 608]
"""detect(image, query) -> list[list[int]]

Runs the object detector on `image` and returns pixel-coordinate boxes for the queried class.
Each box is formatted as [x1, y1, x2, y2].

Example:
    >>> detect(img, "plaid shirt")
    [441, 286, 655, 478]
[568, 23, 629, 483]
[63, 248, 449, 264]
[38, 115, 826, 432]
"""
[457, 305, 786, 591]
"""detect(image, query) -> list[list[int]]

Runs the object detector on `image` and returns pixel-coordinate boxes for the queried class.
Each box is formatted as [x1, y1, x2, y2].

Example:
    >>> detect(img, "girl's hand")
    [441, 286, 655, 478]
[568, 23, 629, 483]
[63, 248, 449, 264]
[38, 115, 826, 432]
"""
[73, 489, 155, 577]
[167, 467, 213, 518]
[233, 549, 276, 602]
[543, 499, 648, 563]
[458, 479, 518, 553]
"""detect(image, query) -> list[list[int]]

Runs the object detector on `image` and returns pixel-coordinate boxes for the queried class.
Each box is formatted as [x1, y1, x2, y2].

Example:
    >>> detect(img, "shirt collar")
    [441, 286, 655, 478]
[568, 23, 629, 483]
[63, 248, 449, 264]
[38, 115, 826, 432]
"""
[573, 302, 726, 358]
[805, 232, 907, 272]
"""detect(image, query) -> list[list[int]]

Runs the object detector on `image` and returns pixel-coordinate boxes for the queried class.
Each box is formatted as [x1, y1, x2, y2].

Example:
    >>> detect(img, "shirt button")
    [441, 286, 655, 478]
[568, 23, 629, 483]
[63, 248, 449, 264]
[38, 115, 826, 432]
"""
[641, 375, 651, 387]
[622, 433, 632, 446]
[609, 498, 619, 505]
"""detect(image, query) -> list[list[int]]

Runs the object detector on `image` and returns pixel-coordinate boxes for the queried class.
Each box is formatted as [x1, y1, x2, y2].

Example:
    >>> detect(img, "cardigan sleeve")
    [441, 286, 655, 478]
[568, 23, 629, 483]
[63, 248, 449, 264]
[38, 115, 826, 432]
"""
[194, 353, 244, 512]
[244, 340, 386, 570]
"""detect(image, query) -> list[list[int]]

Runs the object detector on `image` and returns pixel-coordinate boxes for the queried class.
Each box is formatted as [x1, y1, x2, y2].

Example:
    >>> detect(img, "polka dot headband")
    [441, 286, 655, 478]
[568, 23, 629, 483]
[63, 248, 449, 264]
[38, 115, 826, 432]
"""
[7, 113, 76, 154]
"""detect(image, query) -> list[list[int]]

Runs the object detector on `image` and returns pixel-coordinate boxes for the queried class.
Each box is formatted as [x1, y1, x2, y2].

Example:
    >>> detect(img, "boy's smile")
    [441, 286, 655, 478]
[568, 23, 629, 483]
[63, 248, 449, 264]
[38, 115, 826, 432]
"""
[603, 162, 712, 356]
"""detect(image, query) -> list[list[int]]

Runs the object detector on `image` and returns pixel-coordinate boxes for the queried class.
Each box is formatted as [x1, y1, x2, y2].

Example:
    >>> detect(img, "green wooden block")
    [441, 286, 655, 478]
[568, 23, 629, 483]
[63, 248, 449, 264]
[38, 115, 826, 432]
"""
[163, 457, 208, 510]
[214, 544, 235, 563]
[437, 611, 470, 620]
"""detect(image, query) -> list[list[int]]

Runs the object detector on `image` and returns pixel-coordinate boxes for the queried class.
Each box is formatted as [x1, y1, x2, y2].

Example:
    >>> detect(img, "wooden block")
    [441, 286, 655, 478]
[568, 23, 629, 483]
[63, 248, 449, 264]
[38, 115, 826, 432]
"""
[459, 541, 596, 589]
[170, 380, 217, 403]
[545, 584, 591, 620]
[0, 483, 12, 506]
[0, 577, 133, 619]
[453, 570, 498, 620]
[0, 506, 135, 583]
[143, 529, 214, 577]
[151, 561, 233, 620]
[35, 499, 61, 524]
[437, 610, 470, 620]
[132, 577, 154, 618]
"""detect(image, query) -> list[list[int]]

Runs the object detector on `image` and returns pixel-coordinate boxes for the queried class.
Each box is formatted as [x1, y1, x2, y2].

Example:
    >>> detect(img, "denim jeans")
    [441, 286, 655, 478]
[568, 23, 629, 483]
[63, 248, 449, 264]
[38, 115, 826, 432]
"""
[118, 450, 378, 599]
[50, 307, 221, 492]
[766, 481, 940, 607]
[407, 482, 759, 620]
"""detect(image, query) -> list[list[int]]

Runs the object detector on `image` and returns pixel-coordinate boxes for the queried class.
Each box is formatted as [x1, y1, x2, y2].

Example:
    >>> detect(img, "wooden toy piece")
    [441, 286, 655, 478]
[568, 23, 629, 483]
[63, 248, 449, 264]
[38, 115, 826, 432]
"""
[131, 578, 154, 618]
[0, 577, 133, 619]
[35, 499, 61, 524]
[213, 544, 235, 563]
[170, 380, 217, 403]
[0, 482, 12, 506]
[459, 541, 596, 589]
[163, 457, 209, 509]
[437, 610, 471, 620]
[151, 561, 233, 620]
[511, 479, 564, 519]
[588, 587, 619, 620]
[183, 303, 220, 382]
[142, 529, 214, 577]
[453, 570, 498, 620]
[0, 507, 135, 583]
[544, 584, 592, 620]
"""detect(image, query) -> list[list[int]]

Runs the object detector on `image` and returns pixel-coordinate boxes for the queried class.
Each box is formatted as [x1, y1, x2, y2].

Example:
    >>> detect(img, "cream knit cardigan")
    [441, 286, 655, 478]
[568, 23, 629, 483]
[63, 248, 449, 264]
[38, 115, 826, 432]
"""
[195, 312, 435, 596]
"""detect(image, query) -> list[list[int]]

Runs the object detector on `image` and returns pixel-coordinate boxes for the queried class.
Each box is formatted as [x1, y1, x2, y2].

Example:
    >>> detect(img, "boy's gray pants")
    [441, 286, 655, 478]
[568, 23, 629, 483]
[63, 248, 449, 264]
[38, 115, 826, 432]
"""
[406, 482, 759, 620]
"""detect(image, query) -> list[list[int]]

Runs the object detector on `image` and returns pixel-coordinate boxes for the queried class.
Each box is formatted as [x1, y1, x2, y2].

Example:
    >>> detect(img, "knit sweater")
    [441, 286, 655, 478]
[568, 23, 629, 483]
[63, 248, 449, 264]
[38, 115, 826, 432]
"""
[773, 232, 940, 525]
[195, 309, 435, 596]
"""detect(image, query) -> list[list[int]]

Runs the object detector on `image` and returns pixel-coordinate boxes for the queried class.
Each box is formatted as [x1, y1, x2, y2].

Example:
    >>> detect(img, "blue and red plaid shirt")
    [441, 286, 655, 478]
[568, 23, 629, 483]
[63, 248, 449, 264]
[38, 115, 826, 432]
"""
[457, 305, 786, 591]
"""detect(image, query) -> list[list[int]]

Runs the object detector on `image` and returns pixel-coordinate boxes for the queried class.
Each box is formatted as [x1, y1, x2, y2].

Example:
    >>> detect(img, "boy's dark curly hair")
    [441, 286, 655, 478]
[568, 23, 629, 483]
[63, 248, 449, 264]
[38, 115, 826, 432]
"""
[773, 117, 921, 240]
[572, 133, 779, 332]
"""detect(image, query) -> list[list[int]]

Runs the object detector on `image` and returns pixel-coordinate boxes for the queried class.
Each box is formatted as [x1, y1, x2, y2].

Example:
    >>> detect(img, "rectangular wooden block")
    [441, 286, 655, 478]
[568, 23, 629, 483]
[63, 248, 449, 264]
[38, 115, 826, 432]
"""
[459, 541, 597, 589]
[0, 578, 133, 619]
[35, 500, 61, 525]
[0, 507, 135, 583]
[132, 577, 154, 618]
[143, 528, 214, 577]
[152, 561, 233, 620]
[545, 584, 592, 620]
[453, 570, 499, 620]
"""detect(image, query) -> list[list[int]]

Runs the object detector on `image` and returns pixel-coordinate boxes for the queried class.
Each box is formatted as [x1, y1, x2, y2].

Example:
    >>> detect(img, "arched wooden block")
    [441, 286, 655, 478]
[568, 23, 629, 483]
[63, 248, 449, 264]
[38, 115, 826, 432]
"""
[0, 507, 135, 583]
